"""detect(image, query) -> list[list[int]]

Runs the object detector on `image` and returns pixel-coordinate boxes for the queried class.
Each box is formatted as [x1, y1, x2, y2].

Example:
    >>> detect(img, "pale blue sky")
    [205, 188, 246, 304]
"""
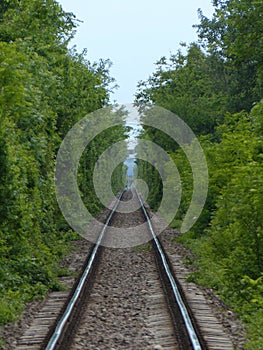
[58, 1, 214, 104]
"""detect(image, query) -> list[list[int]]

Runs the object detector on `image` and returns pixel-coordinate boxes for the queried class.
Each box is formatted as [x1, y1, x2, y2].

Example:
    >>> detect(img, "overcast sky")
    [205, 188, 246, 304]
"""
[58, 0, 214, 104]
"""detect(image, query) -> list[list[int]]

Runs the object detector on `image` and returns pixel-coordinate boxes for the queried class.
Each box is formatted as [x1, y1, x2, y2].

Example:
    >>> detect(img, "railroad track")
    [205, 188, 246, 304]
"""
[15, 188, 234, 350]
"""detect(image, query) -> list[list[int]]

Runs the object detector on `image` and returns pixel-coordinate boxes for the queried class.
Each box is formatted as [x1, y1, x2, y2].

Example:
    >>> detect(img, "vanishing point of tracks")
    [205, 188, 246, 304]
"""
[15, 189, 235, 350]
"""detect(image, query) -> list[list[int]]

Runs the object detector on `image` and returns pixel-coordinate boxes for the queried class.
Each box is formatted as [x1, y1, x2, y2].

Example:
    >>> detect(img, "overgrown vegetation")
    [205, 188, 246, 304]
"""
[135, 1, 263, 348]
[0, 0, 125, 329]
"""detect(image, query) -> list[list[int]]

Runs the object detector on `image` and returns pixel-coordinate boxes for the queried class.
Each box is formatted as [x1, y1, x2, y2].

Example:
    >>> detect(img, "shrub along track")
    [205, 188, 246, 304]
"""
[3, 189, 239, 350]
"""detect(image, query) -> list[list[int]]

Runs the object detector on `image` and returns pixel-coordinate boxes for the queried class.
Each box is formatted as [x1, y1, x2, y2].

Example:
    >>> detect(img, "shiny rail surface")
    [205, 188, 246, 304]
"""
[45, 188, 204, 350]
[45, 192, 123, 350]
[135, 187, 203, 350]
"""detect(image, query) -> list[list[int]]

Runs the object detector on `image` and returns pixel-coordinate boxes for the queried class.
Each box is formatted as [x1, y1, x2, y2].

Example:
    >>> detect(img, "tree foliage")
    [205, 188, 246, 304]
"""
[0, 0, 125, 327]
[135, 1, 263, 347]
[136, 44, 228, 135]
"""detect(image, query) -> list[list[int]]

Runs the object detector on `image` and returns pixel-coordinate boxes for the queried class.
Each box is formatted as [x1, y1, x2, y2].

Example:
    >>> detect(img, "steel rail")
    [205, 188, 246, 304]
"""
[45, 193, 123, 350]
[135, 188, 203, 350]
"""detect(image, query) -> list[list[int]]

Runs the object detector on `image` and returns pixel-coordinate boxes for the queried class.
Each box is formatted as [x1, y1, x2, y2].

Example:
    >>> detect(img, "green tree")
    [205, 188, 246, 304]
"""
[136, 44, 228, 135]
[0, 0, 121, 328]
[196, 0, 263, 111]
